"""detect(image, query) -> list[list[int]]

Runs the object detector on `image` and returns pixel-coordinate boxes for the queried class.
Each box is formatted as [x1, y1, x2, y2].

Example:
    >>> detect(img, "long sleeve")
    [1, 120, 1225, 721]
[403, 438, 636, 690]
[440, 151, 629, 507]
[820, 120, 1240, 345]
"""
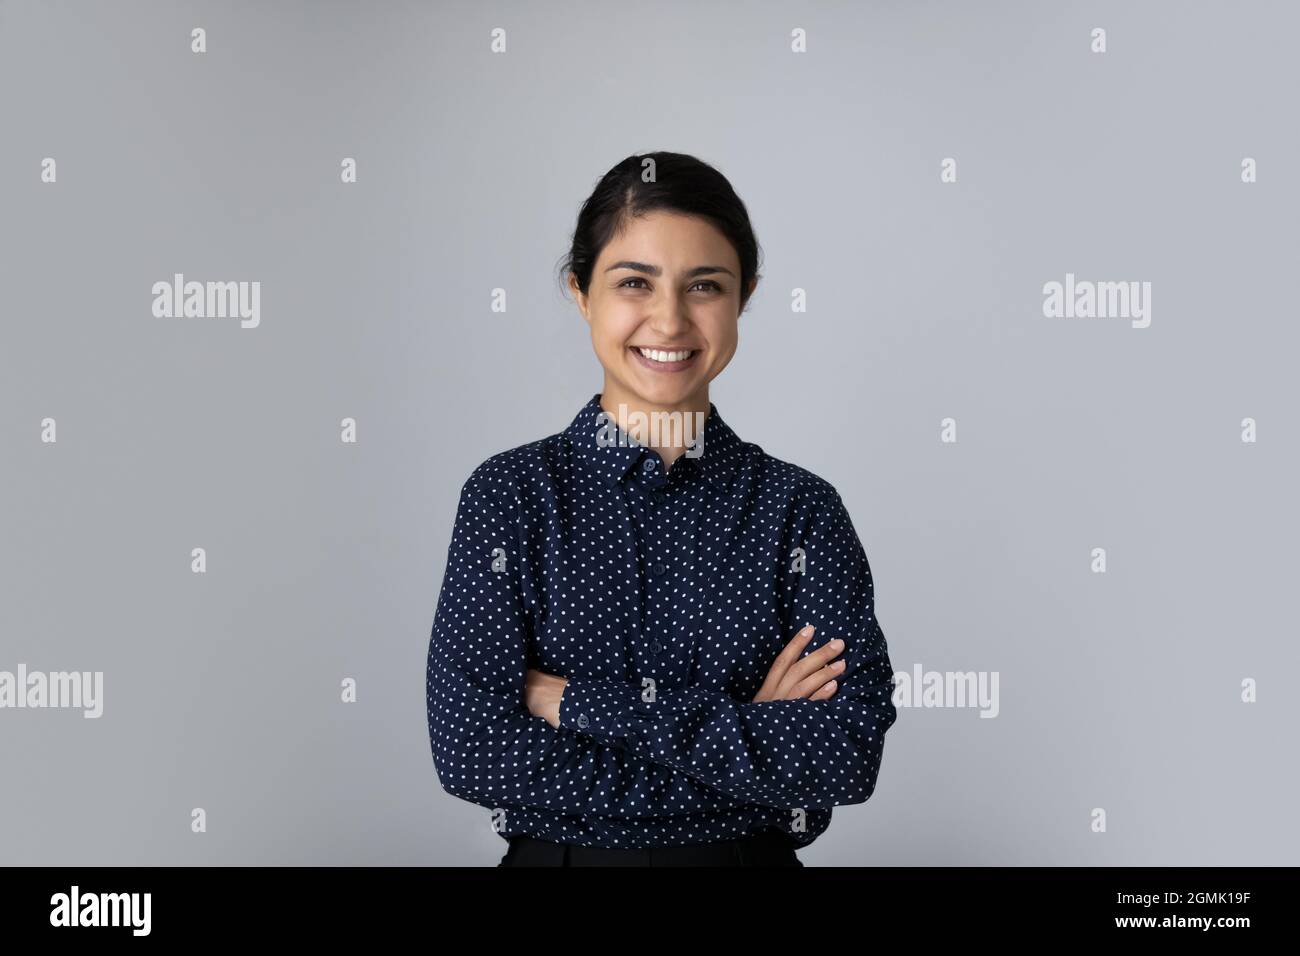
[426, 462, 755, 820]
[558, 487, 897, 810]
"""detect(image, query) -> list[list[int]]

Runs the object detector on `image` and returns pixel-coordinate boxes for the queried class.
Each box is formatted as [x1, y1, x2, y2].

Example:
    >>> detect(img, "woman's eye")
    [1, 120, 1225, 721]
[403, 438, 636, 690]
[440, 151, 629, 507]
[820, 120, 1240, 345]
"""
[616, 278, 722, 293]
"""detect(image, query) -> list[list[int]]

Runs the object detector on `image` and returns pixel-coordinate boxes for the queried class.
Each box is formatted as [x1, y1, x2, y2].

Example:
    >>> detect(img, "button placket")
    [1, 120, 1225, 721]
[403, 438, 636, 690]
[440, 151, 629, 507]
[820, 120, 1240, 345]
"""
[646, 480, 679, 664]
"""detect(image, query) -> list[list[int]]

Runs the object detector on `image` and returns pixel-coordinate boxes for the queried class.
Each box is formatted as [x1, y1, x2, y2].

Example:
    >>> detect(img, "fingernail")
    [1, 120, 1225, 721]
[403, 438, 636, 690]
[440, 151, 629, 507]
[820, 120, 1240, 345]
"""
[831, 638, 844, 649]
[801, 625, 814, 635]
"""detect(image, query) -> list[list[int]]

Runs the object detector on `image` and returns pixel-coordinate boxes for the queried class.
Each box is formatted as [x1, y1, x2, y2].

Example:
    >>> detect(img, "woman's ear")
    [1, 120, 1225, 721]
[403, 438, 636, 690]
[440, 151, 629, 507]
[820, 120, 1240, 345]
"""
[569, 273, 590, 325]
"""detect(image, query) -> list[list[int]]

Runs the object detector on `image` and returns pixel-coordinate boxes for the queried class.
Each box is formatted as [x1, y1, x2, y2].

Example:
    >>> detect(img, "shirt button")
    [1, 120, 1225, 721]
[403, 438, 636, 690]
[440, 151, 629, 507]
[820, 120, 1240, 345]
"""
[652, 562, 666, 576]
[576, 714, 589, 729]
[651, 640, 662, 654]
[642, 458, 656, 472]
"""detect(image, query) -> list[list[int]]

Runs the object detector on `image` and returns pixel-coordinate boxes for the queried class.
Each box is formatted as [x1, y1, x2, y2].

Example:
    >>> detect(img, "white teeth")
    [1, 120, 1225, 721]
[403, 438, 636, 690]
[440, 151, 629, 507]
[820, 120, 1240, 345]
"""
[637, 347, 694, 363]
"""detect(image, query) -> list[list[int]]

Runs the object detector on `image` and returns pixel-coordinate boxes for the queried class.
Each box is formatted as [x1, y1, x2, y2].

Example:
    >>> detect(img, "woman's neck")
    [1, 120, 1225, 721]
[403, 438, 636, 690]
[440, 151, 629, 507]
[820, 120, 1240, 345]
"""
[598, 384, 709, 471]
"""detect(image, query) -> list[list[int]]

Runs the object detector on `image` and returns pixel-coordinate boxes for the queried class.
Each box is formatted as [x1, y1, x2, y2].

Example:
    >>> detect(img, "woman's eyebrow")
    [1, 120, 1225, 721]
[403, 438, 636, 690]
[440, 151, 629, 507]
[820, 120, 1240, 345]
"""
[604, 260, 736, 278]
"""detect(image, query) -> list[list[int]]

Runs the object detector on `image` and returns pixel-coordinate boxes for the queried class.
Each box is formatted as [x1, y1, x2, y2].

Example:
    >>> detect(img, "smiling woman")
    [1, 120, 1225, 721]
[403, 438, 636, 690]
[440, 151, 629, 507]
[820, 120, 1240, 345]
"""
[558, 154, 758, 426]
[425, 151, 897, 867]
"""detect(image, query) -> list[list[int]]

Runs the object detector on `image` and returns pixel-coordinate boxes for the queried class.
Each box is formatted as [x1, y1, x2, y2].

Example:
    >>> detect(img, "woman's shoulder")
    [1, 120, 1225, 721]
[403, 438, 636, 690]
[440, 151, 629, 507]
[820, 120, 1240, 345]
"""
[745, 441, 842, 507]
[455, 427, 571, 500]
[459, 440, 543, 487]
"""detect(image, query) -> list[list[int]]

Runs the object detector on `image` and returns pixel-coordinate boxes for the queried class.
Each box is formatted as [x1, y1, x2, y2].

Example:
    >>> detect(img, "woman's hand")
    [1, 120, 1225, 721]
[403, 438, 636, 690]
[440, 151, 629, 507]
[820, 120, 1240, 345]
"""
[751, 626, 845, 702]
[525, 669, 568, 728]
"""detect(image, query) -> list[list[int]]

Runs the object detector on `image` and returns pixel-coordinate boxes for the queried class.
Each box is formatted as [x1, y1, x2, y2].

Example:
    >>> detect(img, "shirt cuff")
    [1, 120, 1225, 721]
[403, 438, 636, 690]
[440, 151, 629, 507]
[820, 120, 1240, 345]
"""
[558, 677, 644, 744]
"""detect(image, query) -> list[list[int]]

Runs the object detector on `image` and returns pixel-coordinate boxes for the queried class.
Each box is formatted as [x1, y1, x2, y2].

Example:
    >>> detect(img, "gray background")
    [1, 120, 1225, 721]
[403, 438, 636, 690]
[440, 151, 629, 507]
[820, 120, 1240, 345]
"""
[1, 0, 1296, 865]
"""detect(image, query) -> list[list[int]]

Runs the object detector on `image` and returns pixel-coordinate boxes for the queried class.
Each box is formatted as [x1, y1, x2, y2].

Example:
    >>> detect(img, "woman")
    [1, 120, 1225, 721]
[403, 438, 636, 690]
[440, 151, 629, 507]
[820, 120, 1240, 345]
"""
[426, 151, 897, 867]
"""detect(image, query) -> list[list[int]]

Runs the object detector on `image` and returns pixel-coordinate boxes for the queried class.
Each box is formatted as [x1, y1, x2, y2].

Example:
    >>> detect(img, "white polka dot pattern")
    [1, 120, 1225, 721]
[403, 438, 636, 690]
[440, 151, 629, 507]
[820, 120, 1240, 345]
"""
[426, 393, 897, 849]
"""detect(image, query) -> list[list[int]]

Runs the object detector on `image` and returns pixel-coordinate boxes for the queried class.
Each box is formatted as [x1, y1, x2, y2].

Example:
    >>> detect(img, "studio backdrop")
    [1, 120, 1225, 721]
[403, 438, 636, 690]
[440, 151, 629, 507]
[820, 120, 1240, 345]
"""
[1, 0, 1296, 865]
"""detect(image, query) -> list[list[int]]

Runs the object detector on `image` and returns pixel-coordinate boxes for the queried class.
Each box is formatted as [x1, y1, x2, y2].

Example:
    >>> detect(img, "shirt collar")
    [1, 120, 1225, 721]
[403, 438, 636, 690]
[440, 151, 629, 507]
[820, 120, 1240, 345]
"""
[563, 392, 745, 490]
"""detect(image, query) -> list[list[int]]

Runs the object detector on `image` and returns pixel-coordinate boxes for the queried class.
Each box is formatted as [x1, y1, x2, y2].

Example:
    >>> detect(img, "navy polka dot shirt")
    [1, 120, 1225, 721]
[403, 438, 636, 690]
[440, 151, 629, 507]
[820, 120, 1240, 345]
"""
[426, 392, 897, 850]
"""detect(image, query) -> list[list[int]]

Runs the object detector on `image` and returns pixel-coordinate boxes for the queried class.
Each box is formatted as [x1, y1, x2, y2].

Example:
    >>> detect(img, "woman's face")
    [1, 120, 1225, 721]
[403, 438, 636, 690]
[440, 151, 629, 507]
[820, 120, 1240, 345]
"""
[572, 210, 752, 411]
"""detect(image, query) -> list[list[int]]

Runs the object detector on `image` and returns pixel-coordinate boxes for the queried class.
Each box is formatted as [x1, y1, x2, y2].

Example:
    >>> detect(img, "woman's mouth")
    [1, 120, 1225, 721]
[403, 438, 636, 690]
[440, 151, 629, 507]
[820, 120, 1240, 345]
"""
[629, 346, 700, 372]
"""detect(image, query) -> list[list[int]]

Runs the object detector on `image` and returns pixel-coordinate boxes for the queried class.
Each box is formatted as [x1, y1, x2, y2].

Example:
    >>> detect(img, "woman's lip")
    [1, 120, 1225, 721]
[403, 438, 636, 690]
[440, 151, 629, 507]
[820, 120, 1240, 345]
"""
[628, 346, 700, 372]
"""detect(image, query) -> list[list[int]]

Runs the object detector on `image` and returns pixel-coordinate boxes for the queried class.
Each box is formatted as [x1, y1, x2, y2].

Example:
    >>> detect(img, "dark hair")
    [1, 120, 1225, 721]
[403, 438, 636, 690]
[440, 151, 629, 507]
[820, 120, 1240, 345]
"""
[556, 151, 762, 312]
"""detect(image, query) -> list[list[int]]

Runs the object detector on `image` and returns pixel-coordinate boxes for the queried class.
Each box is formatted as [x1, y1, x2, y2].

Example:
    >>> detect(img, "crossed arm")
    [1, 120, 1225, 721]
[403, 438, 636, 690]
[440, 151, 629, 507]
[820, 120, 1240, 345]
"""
[427, 465, 897, 817]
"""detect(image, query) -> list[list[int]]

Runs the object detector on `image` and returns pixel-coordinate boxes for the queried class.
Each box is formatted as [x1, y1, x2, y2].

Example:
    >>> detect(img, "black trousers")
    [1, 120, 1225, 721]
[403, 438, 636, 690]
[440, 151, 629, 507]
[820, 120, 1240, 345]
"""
[497, 830, 804, 867]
